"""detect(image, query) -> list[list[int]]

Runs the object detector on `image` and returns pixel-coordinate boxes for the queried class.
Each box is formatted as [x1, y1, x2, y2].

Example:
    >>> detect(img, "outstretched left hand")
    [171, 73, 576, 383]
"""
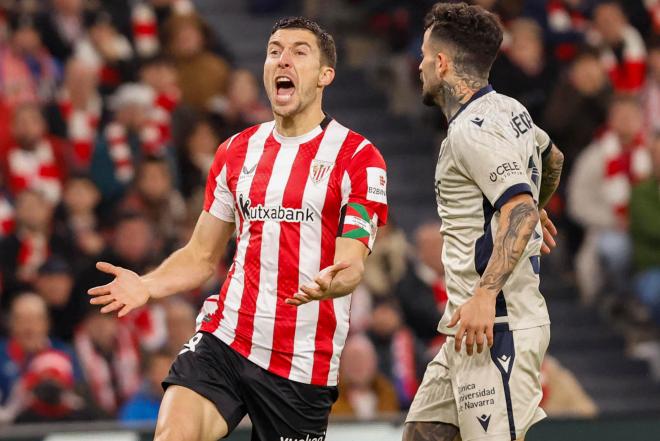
[285, 261, 350, 306]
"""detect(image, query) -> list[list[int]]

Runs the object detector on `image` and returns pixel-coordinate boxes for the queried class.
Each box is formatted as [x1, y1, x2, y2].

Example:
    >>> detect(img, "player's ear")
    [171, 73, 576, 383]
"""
[318, 66, 335, 87]
[435, 51, 449, 78]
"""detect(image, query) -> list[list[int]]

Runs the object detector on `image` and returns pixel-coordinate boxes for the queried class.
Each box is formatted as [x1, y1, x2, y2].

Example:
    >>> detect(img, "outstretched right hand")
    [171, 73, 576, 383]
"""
[88, 262, 150, 317]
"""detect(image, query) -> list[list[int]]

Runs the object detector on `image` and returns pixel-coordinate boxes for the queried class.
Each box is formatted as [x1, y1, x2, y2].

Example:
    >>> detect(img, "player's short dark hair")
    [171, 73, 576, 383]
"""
[271, 17, 337, 68]
[424, 2, 503, 80]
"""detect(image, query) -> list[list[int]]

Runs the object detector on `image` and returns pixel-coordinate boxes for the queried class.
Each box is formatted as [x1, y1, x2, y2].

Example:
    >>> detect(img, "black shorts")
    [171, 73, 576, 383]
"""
[163, 331, 338, 440]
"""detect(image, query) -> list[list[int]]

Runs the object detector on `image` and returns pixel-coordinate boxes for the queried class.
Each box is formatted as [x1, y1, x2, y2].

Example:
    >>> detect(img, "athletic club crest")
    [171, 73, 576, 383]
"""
[310, 160, 334, 184]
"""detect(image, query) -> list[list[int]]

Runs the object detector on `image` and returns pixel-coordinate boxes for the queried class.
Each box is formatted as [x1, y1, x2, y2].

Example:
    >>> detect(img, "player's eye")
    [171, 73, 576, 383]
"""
[269, 49, 280, 56]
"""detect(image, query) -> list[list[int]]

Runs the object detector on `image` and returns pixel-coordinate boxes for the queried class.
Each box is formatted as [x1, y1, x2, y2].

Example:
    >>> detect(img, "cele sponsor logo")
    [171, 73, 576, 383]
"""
[489, 161, 524, 182]
[366, 167, 387, 204]
[239, 194, 314, 223]
[279, 433, 325, 441]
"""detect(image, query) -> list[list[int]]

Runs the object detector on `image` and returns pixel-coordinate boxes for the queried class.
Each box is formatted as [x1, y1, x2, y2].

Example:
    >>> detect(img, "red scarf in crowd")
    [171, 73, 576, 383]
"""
[152, 92, 179, 146]
[0, 193, 14, 237]
[57, 91, 101, 168]
[600, 26, 647, 93]
[105, 121, 163, 183]
[391, 328, 419, 406]
[602, 130, 651, 219]
[132, 2, 159, 58]
[16, 230, 49, 282]
[7, 139, 64, 203]
[74, 325, 141, 414]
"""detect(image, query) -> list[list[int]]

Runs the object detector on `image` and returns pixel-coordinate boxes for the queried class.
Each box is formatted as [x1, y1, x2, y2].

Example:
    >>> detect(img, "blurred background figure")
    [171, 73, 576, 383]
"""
[568, 96, 650, 306]
[333, 334, 400, 420]
[1, 103, 68, 204]
[119, 350, 173, 423]
[0, 190, 71, 306]
[590, 1, 647, 93]
[36, 0, 91, 64]
[0, 293, 78, 423]
[73, 307, 140, 416]
[163, 298, 196, 356]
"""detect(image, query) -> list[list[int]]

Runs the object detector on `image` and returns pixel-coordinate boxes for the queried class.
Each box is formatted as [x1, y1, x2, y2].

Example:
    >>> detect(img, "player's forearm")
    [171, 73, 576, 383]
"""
[479, 197, 539, 296]
[141, 245, 217, 299]
[326, 260, 365, 299]
[538, 145, 564, 208]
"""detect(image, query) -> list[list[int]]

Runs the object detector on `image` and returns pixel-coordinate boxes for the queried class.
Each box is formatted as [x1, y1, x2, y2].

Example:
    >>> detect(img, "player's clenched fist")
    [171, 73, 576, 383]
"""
[448, 289, 496, 355]
[88, 261, 150, 317]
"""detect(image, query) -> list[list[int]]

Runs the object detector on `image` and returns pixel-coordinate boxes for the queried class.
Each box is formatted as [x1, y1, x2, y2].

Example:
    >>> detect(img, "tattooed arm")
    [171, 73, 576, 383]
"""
[447, 194, 539, 355]
[403, 422, 461, 441]
[538, 144, 564, 209]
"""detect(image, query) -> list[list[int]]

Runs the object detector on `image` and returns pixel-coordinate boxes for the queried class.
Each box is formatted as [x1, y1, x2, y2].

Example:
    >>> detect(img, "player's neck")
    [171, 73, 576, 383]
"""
[274, 105, 326, 138]
[440, 78, 486, 121]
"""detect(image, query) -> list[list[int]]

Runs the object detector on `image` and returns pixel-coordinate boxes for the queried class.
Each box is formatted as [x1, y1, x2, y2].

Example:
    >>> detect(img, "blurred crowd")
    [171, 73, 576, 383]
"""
[0, 0, 273, 426]
[0, 0, 657, 428]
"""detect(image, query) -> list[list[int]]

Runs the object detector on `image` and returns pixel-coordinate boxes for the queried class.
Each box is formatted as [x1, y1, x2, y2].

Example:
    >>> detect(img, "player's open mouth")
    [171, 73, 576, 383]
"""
[275, 76, 295, 102]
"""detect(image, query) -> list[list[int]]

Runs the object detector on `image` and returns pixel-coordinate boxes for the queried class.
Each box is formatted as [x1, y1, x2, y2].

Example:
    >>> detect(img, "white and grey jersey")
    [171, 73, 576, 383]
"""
[435, 85, 552, 335]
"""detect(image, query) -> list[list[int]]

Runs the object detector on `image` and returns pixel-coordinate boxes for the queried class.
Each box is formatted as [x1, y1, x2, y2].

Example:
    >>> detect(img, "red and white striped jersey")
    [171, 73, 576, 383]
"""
[198, 116, 388, 386]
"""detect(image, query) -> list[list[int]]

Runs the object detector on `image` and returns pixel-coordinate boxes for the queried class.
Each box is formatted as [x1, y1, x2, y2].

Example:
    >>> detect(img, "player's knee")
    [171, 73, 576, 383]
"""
[403, 421, 460, 441]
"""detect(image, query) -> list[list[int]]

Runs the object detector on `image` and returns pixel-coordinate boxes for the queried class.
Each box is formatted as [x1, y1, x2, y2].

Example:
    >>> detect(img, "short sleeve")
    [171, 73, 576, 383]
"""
[534, 124, 553, 160]
[454, 123, 532, 210]
[203, 138, 235, 222]
[339, 143, 388, 250]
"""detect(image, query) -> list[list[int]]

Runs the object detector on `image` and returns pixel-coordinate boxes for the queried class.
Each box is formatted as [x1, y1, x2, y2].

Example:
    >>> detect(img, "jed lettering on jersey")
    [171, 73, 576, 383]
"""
[279, 434, 325, 441]
[489, 161, 525, 182]
[366, 167, 387, 203]
[509, 111, 533, 138]
[238, 194, 315, 223]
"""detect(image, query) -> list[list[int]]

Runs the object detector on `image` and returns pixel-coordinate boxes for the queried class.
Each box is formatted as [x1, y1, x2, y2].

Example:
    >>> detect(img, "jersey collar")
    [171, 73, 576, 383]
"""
[273, 114, 334, 145]
[447, 84, 494, 125]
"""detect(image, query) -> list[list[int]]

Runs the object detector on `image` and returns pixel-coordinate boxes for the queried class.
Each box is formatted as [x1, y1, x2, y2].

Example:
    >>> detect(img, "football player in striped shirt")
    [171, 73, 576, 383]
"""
[404, 3, 564, 441]
[88, 17, 388, 441]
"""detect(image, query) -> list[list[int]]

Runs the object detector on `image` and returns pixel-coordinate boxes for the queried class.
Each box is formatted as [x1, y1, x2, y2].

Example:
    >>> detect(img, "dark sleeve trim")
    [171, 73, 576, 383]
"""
[494, 183, 533, 210]
[541, 139, 554, 160]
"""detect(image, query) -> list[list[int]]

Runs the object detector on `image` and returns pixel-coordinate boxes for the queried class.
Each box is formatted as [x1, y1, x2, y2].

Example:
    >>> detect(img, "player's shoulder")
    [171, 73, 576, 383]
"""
[330, 119, 384, 162]
[224, 120, 276, 152]
[450, 92, 529, 144]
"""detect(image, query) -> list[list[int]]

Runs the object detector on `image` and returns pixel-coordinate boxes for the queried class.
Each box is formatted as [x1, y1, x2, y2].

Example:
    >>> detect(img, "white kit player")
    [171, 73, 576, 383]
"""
[88, 17, 388, 441]
[405, 3, 564, 441]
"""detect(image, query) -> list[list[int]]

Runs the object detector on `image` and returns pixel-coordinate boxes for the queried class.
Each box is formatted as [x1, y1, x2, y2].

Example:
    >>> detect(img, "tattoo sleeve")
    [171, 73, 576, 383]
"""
[479, 198, 539, 293]
[403, 422, 460, 441]
[538, 145, 564, 208]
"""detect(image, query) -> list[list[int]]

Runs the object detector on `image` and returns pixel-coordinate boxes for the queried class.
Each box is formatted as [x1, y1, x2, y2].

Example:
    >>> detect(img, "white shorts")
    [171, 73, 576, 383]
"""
[406, 325, 550, 441]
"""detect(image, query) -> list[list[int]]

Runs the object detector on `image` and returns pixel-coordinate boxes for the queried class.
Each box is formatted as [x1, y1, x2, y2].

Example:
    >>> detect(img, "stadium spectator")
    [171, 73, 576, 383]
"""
[177, 117, 221, 198]
[0, 14, 60, 107]
[222, 69, 272, 131]
[413, 221, 446, 313]
[73, 11, 137, 96]
[362, 224, 440, 344]
[642, 36, 660, 137]
[46, 59, 104, 170]
[523, 0, 588, 63]
[540, 354, 598, 418]
[630, 133, 660, 325]
[0, 294, 78, 413]
[590, 2, 647, 93]
[119, 350, 173, 423]
[53, 174, 104, 273]
[33, 257, 87, 342]
[138, 55, 181, 148]
[0, 188, 15, 238]
[491, 18, 557, 121]
[163, 298, 196, 356]
[0, 190, 71, 307]
[89, 83, 161, 201]
[120, 156, 186, 248]
[162, 13, 231, 113]
[12, 349, 92, 423]
[73, 307, 141, 416]
[367, 298, 424, 409]
[0, 103, 68, 204]
[543, 49, 612, 176]
[36, 0, 91, 63]
[332, 333, 400, 419]
[568, 96, 651, 305]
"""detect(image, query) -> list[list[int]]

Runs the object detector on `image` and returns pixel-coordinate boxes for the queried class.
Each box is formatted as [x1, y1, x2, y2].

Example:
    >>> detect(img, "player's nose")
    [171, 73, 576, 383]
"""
[278, 49, 293, 68]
